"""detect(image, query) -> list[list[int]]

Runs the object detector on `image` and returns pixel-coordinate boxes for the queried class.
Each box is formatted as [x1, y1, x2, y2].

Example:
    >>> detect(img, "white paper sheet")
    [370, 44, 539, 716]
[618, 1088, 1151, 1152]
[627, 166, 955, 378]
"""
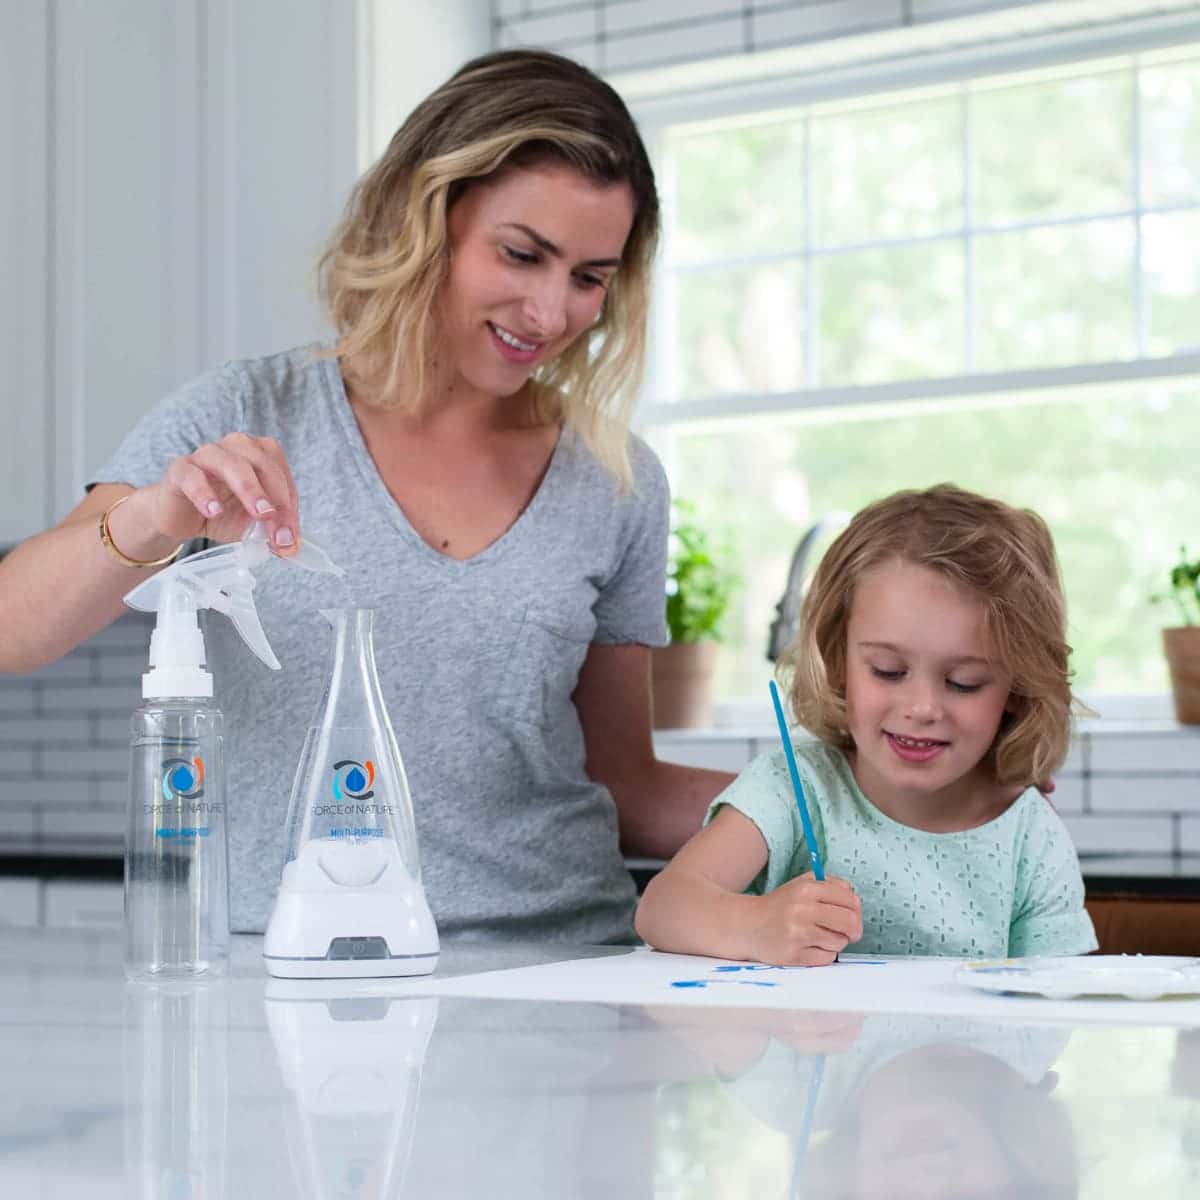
[400, 949, 1200, 1026]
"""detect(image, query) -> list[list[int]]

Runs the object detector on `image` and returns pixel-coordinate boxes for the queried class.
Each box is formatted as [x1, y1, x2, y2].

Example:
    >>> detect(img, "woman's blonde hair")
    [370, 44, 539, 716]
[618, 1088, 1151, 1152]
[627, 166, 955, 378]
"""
[318, 49, 659, 487]
[779, 484, 1075, 787]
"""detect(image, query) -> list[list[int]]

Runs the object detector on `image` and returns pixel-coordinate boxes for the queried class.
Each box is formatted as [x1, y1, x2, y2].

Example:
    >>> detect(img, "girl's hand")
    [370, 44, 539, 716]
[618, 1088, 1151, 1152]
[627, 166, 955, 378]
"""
[144, 434, 300, 552]
[746, 874, 863, 967]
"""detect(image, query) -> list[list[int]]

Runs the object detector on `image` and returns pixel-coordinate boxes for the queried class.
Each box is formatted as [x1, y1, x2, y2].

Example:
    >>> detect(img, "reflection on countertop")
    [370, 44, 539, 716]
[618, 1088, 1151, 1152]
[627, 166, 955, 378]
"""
[3, 932, 1200, 1198]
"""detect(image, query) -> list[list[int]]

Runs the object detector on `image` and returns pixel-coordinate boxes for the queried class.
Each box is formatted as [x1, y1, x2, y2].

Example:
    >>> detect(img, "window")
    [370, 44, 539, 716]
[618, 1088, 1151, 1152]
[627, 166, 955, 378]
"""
[640, 46, 1200, 713]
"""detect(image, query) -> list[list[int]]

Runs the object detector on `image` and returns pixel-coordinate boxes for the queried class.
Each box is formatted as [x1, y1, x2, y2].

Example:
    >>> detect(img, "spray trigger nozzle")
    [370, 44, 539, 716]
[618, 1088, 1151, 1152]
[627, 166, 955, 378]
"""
[239, 521, 345, 577]
[124, 521, 343, 692]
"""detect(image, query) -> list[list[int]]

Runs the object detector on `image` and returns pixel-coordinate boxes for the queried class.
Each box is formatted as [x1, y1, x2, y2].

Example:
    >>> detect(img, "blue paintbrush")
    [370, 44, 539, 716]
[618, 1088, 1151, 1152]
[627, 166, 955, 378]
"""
[769, 680, 824, 881]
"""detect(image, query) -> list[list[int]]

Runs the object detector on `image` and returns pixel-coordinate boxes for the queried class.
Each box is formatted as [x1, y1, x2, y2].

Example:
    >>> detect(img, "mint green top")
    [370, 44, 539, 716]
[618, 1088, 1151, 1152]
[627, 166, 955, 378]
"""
[706, 741, 1097, 958]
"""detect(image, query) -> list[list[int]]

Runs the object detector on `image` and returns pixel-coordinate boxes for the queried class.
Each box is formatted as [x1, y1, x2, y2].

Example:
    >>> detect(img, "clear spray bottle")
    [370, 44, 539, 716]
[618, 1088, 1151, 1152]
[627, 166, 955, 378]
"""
[122, 523, 341, 981]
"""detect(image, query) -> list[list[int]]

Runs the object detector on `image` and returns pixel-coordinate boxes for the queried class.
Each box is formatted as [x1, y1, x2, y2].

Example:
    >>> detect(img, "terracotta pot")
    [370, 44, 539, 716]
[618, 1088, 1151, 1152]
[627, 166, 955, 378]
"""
[651, 641, 719, 729]
[1163, 627, 1200, 725]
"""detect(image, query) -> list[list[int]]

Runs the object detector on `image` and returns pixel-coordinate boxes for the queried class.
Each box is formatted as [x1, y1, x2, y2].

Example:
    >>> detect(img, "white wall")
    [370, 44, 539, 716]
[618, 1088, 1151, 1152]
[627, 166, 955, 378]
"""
[365, 0, 491, 164]
[0, 0, 489, 541]
[0, 2, 51, 545]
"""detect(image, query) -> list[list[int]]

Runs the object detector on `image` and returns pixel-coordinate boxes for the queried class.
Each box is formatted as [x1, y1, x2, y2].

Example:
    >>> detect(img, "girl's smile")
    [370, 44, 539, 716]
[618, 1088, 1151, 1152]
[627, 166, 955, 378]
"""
[844, 558, 1014, 830]
[885, 731, 949, 763]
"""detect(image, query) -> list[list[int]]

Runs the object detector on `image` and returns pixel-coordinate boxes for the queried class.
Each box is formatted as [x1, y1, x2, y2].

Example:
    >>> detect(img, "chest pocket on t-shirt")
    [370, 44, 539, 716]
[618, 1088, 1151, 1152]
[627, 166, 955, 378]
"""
[495, 601, 596, 728]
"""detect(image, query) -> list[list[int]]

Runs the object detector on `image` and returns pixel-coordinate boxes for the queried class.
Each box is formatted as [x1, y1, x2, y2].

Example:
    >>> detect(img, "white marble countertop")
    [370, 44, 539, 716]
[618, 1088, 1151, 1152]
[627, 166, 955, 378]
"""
[5, 929, 1200, 1197]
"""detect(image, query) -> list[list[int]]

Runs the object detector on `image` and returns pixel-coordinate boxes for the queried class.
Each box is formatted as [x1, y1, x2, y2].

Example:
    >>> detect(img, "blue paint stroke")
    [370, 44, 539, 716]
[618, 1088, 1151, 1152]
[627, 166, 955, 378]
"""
[669, 960, 890, 990]
[713, 964, 782, 973]
[669, 978, 780, 989]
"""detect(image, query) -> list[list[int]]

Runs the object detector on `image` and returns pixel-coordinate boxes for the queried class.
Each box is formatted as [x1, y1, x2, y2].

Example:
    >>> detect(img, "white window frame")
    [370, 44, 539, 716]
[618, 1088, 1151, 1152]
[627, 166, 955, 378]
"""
[629, 12, 1200, 725]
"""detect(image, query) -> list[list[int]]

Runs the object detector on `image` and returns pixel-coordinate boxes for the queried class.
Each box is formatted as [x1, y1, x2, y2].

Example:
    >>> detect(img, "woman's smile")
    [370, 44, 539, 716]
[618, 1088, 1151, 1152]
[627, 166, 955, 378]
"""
[487, 320, 543, 363]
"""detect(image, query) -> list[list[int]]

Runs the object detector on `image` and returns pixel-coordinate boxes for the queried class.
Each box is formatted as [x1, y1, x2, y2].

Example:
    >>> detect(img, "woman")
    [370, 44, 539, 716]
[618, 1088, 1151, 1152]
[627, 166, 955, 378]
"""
[0, 50, 732, 939]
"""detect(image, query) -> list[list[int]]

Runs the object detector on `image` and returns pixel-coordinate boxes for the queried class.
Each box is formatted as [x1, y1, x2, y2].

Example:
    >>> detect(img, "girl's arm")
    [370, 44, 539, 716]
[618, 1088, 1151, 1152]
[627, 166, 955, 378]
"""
[635, 806, 863, 967]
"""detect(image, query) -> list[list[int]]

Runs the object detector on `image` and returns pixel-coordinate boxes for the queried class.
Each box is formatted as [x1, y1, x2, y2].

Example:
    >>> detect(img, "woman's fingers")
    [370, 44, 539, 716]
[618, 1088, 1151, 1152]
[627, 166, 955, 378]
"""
[187, 440, 278, 518]
[157, 457, 226, 537]
[163, 436, 300, 550]
[258, 435, 300, 515]
[238, 434, 300, 548]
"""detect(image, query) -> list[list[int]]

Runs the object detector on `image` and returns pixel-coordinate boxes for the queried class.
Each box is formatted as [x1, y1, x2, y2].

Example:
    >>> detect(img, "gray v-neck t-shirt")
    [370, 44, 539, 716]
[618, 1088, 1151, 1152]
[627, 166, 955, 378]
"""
[93, 346, 670, 940]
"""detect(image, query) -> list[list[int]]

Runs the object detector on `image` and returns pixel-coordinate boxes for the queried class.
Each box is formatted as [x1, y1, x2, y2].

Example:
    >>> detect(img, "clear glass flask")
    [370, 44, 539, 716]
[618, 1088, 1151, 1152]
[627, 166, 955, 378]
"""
[284, 609, 421, 882]
[263, 608, 437, 977]
[125, 701, 229, 979]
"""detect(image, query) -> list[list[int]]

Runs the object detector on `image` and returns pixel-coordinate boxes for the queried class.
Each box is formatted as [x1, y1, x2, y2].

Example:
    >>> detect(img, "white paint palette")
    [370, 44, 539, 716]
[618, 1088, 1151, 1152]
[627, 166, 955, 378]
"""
[956, 955, 1200, 1001]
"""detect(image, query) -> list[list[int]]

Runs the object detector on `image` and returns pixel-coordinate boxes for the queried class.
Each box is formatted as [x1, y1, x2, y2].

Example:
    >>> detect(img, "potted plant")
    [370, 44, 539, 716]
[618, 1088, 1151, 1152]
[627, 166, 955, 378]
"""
[651, 500, 740, 729]
[1160, 547, 1200, 724]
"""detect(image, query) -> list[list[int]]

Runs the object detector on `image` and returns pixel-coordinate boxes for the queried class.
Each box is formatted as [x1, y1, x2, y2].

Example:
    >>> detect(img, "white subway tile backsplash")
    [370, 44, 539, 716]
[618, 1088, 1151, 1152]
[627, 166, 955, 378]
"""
[37, 807, 123, 841]
[1045, 774, 1084, 815]
[38, 683, 141, 714]
[1060, 737, 1085, 774]
[604, 15, 743, 70]
[96, 716, 133, 745]
[26, 655, 95, 683]
[653, 734, 752, 772]
[96, 779, 132, 809]
[0, 808, 36, 839]
[1089, 734, 1200, 774]
[910, 0, 1008, 17]
[1061, 814, 1176, 854]
[95, 652, 152, 684]
[0, 686, 36, 714]
[1180, 818, 1200, 854]
[88, 614, 153, 650]
[0, 717, 93, 745]
[1091, 776, 1200, 814]
[564, 41, 602, 69]
[42, 748, 129, 778]
[492, 0, 1124, 93]
[752, 0, 903, 49]
[504, 7, 599, 46]
[27, 780, 100, 808]
[602, 0, 742, 35]
[0, 748, 35, 775]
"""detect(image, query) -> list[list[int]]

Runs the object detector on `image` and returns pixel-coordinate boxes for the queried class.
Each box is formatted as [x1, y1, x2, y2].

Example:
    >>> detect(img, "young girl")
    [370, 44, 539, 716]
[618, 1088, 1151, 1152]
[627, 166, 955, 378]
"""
[636, 484, 1098, 965]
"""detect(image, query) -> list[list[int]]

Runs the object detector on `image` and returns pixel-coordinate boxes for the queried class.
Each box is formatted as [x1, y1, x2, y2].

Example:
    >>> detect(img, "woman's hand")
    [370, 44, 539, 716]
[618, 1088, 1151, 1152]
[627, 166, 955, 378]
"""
[143, 433, 301, 552]
[746, 874, 863, 967]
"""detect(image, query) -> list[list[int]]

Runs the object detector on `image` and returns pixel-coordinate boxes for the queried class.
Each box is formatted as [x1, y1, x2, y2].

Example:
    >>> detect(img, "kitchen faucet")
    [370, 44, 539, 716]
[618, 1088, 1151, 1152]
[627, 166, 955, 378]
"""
[765, 511, 849, 662]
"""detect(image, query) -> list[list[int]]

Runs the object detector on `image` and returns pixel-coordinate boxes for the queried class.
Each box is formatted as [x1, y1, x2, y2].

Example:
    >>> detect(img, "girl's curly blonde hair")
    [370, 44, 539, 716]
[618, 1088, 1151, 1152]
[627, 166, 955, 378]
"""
[318, 49, 659, 488]
[778, 484, 1075, 787]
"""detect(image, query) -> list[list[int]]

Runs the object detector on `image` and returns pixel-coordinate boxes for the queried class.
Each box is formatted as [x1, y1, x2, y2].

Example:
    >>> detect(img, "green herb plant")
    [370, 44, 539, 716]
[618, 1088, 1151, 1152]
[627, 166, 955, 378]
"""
[664, 499, 741, 644]
[1157, 546, 1200, 626]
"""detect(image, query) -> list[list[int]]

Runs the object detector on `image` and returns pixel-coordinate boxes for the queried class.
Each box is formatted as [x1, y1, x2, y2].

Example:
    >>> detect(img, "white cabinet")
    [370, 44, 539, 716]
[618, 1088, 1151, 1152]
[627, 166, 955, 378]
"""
[0, 4, 51, 543]
[49, 0, 209, 521]
[0, 1, 359, 541]
[0, 1, 489, 544]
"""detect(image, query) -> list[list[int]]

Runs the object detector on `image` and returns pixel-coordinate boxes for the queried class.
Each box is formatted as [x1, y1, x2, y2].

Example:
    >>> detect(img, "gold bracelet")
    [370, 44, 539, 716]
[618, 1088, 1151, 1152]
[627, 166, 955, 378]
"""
[98, 494, 185, 569]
